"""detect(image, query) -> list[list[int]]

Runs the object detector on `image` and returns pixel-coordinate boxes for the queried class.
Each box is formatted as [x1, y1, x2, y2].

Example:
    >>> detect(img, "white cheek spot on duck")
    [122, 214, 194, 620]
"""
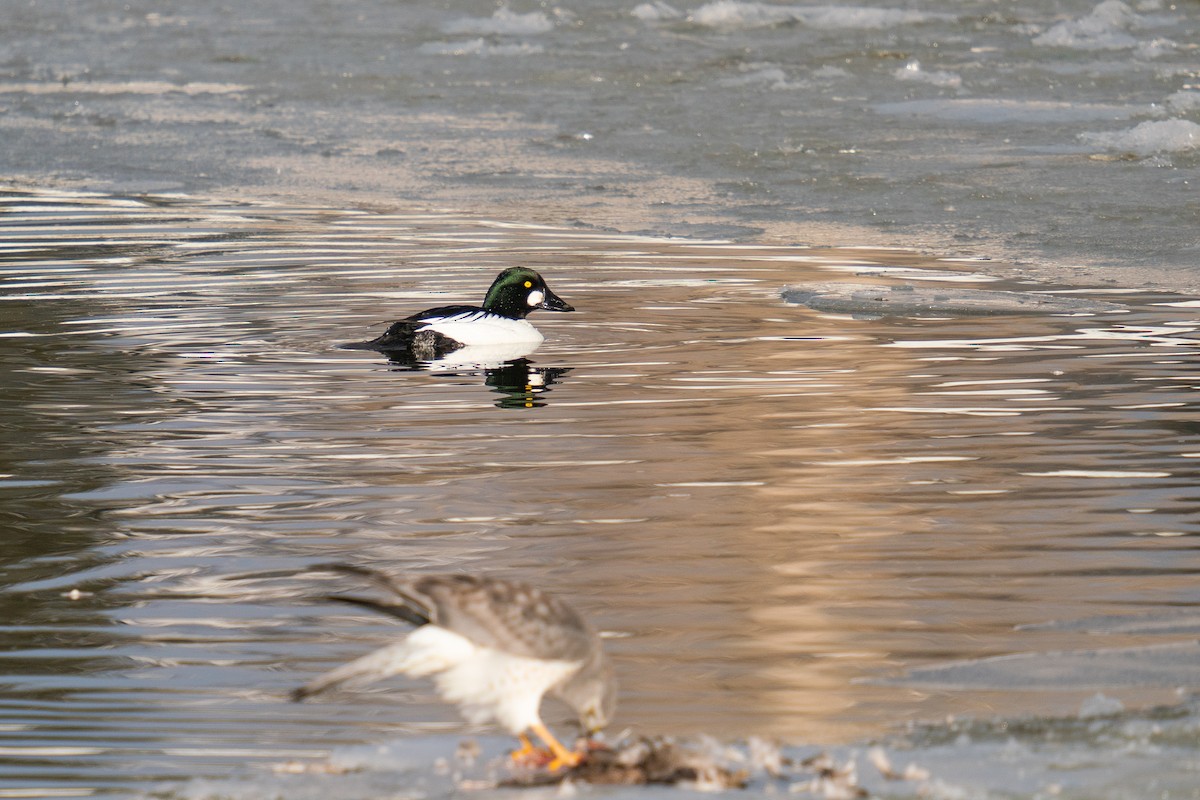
[526, 289, 545, 307]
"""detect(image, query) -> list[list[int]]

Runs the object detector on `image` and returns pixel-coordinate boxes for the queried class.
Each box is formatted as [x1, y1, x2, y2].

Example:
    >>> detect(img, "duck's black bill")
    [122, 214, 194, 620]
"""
[539, 290, 574, 312]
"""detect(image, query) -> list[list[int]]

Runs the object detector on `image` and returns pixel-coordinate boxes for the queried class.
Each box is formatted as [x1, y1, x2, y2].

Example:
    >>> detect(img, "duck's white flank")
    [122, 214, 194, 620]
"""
[419, 310, 544, 346]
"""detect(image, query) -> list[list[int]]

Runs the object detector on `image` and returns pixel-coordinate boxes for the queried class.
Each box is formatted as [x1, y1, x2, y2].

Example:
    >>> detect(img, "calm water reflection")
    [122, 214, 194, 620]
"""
[2, 190, 1199, 796]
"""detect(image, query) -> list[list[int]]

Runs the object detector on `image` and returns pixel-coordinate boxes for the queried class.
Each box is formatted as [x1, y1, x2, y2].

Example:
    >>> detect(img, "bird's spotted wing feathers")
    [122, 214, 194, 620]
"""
[413, 575, 596, 663]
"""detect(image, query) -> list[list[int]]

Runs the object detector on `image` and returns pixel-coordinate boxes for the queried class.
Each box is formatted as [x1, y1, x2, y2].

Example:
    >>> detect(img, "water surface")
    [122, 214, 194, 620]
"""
[3, 190, 1200, 798]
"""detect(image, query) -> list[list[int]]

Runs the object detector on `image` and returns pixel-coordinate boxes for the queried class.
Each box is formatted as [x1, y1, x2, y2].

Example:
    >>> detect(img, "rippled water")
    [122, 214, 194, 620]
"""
[2, 190, 1200, 798]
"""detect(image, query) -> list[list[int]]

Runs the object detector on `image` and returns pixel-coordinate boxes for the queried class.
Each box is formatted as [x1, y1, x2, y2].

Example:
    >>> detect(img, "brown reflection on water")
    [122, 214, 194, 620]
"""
[2, 190, 1200, 793]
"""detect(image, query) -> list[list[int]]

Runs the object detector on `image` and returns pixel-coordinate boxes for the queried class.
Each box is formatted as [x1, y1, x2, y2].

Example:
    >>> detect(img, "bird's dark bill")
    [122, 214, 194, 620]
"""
[539, 290, 574, 312]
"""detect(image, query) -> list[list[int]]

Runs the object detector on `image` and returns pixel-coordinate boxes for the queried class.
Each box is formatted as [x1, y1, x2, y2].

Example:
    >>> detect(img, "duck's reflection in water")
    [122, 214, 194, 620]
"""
[480, 358, 571, 409]
[379, 342, 571, 409]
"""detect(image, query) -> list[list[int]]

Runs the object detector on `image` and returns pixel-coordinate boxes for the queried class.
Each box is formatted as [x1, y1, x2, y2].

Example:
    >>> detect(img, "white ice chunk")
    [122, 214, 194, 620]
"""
[443, 8, 554, 36]
[1032, 0, 1142, 50]
[893, 60, 963, 89]
[1080, 118, 1200, 155]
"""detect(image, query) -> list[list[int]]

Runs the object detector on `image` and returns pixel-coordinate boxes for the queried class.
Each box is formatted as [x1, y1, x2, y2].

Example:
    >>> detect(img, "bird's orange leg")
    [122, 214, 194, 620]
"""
[509, 733, 552, 766]
[529, 721, 583, 771]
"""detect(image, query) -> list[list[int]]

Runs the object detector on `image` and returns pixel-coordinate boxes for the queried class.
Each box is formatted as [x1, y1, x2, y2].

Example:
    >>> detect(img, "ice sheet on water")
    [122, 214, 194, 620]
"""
[1019, 609, 1200, 636]
[890, 640, 1200, 689]
[159, 736, 470, 800]
[1080, 118, 1200, 155]
[151, 732, 1010, 799]
[153, 702, 1200, 800]
[896, 698, 1200, 799]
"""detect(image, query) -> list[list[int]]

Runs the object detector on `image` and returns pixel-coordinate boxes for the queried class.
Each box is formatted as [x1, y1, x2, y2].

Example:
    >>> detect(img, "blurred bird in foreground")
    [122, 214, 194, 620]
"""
[291, 565, 617, 771]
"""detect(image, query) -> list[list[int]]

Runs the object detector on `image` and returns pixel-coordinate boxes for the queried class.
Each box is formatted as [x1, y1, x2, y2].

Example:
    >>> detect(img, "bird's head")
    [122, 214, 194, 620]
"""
[482, 267, 574, 319]
[558, 651, 617, 736]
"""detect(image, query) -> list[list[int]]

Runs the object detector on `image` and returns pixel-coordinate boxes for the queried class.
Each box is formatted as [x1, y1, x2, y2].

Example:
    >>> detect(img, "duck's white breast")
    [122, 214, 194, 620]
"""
[420, 311, 544, 346]
[426, 341, 543, 370]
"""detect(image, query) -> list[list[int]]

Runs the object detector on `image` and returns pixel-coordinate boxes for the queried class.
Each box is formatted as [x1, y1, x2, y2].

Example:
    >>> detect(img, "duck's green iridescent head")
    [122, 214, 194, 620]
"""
[482, 268, 574, 319]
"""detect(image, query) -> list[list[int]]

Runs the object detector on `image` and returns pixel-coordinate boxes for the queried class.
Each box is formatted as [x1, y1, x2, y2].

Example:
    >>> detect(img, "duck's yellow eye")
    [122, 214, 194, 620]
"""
[524, 281, 533, 288]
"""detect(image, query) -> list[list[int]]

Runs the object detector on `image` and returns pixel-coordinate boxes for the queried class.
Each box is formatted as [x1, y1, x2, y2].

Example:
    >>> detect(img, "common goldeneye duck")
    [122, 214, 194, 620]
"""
[345, 267, 574, 358]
